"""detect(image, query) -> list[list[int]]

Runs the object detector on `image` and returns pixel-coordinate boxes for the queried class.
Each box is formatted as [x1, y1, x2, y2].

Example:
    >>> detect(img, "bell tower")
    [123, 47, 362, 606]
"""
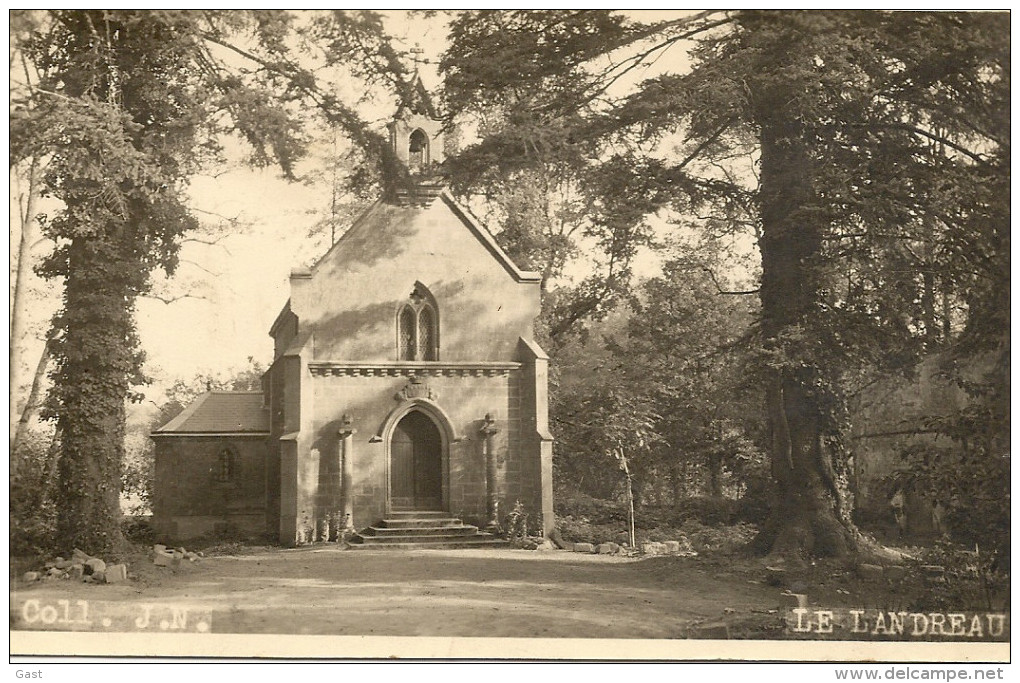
[388, 74, 445, 174]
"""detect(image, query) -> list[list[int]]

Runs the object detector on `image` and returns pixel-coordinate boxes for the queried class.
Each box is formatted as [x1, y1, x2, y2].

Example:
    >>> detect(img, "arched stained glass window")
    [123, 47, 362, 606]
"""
[398, 306, 416, 361]
[418, 305, 436, 361]
[396, 284, 439, 361]
[216, 448, 235, 483]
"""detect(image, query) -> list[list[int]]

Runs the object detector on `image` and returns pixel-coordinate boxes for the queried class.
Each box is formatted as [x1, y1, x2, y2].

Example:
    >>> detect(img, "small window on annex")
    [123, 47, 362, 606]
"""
[216, 447, 236, 483]
[397, 284, 438, 361]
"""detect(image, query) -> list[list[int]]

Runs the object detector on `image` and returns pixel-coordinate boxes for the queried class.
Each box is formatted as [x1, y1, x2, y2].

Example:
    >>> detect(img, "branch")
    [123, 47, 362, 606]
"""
[580, 12, 735, 109]
[190, 206, 248, 226]
[181, 235, 232, 255]
[675, 117, 737, 173]
[855, 122, 991, 166]
[180, 259, 221, 277]
[199, 29, 393, 168]
[141, 292, 209, 305]
[852, 428, 942, 439]
[701, 266, 759, 295]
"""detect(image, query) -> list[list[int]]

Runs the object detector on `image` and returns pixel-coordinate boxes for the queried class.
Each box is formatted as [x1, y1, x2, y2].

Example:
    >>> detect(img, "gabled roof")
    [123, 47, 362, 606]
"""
[153, 391, 269, 435]
[396, 73, 438, 120]
[438, 191, 543, 283]
[309, 189, 542, 284]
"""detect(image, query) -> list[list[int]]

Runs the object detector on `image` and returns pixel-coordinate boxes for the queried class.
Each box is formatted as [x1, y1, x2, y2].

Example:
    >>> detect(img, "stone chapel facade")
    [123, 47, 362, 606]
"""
[152, 80, 555, 546]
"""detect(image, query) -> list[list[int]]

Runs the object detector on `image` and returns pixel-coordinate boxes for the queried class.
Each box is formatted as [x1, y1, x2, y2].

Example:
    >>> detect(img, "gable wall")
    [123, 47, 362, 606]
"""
[289, 198, 541, 363]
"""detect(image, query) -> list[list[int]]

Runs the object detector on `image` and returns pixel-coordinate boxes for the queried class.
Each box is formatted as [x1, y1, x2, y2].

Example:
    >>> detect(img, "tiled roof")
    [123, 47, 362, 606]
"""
[153, 391, 269, 434]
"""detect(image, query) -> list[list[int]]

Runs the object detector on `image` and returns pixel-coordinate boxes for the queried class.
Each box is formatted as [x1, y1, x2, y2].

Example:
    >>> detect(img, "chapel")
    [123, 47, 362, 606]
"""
[151, 79, 555, 547]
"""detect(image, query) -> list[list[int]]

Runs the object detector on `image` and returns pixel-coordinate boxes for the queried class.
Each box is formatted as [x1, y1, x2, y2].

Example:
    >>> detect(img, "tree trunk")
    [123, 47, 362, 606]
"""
[670, 460, 683, 507]
[752, 118, 859, 559]
[12, 339, 52, 454]
[707, 451, 723, 497]
[620, 452, 636, 548]
[53, 236, 131, 555]
[10, 157, 41, 448]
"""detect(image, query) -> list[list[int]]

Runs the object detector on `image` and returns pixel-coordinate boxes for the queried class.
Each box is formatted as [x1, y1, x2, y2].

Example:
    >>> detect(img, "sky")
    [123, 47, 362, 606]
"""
[11, 10, 744, 412]
[136, 10, 713, 392]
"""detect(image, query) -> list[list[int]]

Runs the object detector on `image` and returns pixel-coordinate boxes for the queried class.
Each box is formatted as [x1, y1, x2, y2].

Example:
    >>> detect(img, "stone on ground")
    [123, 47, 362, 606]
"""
[572, 542, 594, 553]
[71, 548, 90, 564]
[764, 566, 787, 587]
[105, 564, 128, 584]
[856, 563, 884, 580]
[663, 540, 680, 554]
[85, 558, 106, 575]
[22, 572, 39, 582]
[597, 542, 619, 554]
[153, 551, 174, 567]
[885, 566, 907, 581]
[780, 591, 809, 609]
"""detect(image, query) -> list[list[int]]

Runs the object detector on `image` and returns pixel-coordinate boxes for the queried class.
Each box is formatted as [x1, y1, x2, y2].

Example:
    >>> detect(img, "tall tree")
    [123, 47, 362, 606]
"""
[442, 10, 1008, 558]
[11, 10, 412, 554]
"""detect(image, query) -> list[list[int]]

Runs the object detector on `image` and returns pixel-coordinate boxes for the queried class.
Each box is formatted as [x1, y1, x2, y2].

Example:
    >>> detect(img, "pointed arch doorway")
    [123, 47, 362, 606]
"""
[389, 410, 443, 511]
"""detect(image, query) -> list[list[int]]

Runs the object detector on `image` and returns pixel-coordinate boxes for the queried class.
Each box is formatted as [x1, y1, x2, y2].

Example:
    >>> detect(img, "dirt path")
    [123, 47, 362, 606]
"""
[12, 547, 783, 638]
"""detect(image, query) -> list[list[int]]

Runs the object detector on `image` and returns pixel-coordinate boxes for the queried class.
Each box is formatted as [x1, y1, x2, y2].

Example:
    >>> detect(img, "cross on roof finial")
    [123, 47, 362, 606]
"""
[409, 44, 426, 66]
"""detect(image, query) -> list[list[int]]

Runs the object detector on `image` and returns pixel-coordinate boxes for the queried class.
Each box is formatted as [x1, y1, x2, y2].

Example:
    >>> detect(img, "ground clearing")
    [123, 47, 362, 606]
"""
[11, 545, 1005, 642]
[12, 546, 784, 638]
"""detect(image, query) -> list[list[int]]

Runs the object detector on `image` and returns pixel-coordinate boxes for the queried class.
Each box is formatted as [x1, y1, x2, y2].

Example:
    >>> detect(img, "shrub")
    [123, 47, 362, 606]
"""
[121, 515, 156, 545]
[10, 430, 58, 557]
[502, 500, 530, 545]
[556, 515, 627, 545]
[675, 496, 741, 526]
[680, 520, 758, 553]
[554, 492, 628, 526]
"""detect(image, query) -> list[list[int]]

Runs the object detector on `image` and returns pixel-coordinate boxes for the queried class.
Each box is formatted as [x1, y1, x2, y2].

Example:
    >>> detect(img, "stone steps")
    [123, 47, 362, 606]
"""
[347, 537, 508, 551]
[376, 517, 464, 529]
[349, 512, 506, 550]
[386, 510, 454, 518]
[360, 525, 479, 537]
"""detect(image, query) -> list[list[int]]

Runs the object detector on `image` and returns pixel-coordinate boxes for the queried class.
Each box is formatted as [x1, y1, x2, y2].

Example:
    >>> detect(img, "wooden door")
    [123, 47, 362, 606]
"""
[390, 411, 442, 510]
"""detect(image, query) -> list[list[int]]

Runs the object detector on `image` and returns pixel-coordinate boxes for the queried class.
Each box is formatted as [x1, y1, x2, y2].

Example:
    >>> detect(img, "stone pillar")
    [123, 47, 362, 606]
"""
[480, 413, 500, 531]
[339, 414, 357, 539]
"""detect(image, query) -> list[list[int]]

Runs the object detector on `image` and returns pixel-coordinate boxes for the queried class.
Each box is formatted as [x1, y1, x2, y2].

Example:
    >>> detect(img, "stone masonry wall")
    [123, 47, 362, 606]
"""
[152, 435, 267, 541]
[307, 371, 523, 531]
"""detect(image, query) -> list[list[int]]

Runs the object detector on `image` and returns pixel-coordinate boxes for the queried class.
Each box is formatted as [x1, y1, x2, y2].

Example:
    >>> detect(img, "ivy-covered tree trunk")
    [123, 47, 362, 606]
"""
[52, 236, 139, 553]
[753, 119, 857, 558]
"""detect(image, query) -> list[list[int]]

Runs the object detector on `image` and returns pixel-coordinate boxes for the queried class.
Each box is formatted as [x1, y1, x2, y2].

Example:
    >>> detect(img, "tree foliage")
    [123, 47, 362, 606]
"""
[552, 255, 763, 512]
[11, 10, 413, 554]
[442, 10, 1008, 558]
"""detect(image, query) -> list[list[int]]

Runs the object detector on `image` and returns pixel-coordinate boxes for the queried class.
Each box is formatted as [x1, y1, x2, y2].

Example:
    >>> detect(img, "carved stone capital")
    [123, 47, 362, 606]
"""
[338, 413, 357, 438]
[479, 412, 499, 436]
[396, 375, 436, 402]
